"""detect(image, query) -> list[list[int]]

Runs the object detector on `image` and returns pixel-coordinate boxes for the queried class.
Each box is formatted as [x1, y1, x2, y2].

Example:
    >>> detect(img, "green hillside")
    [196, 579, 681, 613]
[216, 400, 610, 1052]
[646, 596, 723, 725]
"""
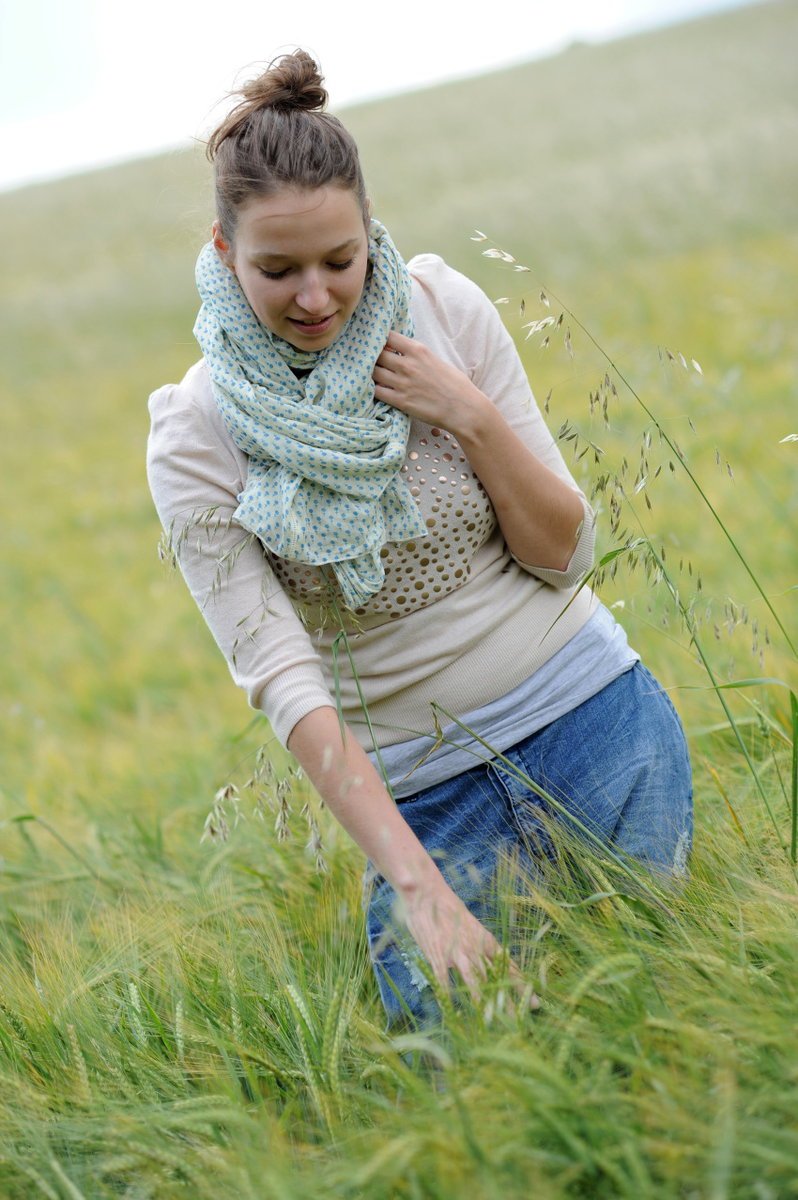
[2, 0, 796, 375]
[0, 2, 796, 1195]
[1, 0, 794, 721]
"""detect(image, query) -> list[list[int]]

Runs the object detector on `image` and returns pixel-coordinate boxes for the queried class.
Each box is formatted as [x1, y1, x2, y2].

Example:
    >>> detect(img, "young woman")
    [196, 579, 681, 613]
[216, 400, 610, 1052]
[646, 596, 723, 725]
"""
[147, 51, 692, 1026]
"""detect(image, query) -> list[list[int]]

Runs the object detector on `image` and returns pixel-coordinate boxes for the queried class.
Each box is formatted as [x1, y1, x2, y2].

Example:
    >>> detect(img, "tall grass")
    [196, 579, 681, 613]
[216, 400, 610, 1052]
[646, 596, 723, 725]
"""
[1, 762, 796, 1197]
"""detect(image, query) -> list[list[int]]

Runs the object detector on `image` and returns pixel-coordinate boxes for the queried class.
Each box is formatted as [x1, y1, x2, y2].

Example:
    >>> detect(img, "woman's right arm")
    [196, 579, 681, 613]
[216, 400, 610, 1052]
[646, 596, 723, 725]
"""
[288, 706, 532, 1001]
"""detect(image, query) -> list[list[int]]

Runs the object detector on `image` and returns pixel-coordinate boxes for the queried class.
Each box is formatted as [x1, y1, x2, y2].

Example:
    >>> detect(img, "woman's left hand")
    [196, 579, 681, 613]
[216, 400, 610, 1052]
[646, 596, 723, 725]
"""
[374, 331, 587, 572]
[373, 330, 486, 436]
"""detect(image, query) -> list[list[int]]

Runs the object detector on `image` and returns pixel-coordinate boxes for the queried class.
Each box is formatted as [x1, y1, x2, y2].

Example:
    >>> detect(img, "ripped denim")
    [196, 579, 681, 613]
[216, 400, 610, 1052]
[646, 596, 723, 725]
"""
[363, 662, 693, 1028]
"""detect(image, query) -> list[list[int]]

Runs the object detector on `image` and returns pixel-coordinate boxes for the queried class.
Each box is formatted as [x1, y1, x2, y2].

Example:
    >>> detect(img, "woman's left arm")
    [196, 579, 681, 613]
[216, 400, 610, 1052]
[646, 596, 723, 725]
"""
[373, 329, 586, 572]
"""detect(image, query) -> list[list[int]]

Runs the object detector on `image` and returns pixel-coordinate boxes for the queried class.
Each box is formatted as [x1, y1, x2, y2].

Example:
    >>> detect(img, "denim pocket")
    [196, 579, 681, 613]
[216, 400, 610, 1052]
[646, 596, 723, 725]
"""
[486, 753, 557, 862]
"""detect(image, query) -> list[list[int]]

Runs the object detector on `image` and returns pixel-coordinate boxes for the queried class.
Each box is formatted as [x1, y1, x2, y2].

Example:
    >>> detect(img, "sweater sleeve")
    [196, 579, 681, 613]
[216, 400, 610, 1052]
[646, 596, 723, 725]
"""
[146, 364, 335, 744]
[410, 255, 596, 589]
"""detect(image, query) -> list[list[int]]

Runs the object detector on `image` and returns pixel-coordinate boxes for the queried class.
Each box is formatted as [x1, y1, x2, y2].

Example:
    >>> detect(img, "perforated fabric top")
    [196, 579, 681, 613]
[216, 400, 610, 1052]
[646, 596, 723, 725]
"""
[267, 423, 495, 620]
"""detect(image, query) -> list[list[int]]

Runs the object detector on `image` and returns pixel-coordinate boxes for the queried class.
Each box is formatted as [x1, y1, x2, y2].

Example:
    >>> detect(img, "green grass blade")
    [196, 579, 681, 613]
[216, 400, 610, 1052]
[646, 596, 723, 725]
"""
[790, 692, 798, 864]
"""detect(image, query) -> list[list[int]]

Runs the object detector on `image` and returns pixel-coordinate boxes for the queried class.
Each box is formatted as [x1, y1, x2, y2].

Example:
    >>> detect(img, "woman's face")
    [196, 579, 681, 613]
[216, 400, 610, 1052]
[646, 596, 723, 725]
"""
[213, 186, 369, 351]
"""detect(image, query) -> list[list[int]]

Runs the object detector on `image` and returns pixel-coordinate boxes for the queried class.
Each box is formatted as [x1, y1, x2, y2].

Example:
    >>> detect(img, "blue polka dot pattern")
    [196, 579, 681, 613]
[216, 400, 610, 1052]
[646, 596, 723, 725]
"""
[193, 219, 427, 609]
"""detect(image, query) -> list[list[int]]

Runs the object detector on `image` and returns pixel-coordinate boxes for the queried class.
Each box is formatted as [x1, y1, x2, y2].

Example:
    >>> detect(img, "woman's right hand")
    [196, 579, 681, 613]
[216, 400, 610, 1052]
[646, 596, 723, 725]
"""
[399, 873, 540, 1013]
[288, 706, 539, 1013]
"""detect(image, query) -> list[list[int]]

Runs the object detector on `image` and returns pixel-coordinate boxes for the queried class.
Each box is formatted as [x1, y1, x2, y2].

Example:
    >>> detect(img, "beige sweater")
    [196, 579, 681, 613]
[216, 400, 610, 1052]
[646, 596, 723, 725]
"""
[147, 254, 597, 749]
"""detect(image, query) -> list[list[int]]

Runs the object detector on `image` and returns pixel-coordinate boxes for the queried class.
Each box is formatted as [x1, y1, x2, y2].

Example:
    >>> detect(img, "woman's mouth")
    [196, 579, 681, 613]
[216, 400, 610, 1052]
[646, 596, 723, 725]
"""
[288, 314, 336, 336]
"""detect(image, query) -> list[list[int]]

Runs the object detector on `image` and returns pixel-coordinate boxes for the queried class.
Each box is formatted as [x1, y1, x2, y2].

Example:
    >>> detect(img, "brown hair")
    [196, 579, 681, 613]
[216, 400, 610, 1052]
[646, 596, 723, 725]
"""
[207, 50, 368, 242]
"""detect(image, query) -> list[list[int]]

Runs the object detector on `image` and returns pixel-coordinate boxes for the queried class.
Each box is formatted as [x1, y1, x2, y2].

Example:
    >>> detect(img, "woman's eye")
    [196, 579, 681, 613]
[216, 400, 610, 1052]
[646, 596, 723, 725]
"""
[257, 259, 353, 279]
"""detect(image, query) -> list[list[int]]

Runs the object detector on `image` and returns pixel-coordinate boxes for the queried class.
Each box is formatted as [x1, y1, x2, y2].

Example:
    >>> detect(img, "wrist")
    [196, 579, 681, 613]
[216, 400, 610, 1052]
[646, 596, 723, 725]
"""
[447, 383, 493, 448]
[392, 851, 450, 901]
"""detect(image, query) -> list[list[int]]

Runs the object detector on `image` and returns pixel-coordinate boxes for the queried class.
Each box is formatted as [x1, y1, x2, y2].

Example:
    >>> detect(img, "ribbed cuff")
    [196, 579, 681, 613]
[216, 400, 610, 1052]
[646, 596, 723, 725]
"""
[258, 664, 336, 748]
[512, 497, 596, 589]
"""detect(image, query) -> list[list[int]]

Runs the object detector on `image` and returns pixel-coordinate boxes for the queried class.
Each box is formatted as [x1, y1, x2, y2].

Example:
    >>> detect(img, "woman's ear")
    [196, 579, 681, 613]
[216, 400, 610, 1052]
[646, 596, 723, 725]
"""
[212, 220, 234, 270]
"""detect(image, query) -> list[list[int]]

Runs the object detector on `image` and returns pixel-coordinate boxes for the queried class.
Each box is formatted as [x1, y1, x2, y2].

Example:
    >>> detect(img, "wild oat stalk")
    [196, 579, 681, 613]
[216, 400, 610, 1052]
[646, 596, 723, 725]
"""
[791, 691, 798, 863]
[474, 232, 796, 658]
[476, 232, 797, 864]
[326, 577, 396, 802]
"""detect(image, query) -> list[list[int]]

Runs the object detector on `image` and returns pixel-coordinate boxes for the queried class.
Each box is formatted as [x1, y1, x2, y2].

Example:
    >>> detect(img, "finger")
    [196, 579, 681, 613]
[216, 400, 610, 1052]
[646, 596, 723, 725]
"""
[385, 329, 414, 351]
[455, 962, 484, 1006]
[454, 946, 493, 1002]
[375, 348, 407, 371]
[372, 365, 399, 387]
[525, 985, 542, 1012]
[373, 385, 408, 410]
[433, 961, 454, 993]
[507, 962, 541, 1011]
[481, 947, 540, 1014]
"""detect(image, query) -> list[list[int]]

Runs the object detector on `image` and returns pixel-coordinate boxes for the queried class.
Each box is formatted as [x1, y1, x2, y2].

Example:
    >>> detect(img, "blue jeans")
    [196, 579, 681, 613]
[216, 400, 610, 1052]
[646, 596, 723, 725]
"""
[364, 662, 693, 1027]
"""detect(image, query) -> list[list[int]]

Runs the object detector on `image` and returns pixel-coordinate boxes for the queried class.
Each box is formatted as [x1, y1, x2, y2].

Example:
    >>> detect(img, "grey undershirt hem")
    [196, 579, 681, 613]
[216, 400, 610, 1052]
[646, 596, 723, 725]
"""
[368, 603, 639, 799]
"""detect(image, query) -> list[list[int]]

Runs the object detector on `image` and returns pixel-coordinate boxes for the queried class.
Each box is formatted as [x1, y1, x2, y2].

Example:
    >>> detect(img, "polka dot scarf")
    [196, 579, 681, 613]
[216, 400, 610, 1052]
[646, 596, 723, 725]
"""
[194, 219, 427, 609]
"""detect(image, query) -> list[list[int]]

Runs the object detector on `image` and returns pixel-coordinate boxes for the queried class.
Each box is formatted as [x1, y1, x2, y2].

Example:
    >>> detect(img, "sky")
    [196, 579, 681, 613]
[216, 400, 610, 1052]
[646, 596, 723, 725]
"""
[0, 0, 753, 193]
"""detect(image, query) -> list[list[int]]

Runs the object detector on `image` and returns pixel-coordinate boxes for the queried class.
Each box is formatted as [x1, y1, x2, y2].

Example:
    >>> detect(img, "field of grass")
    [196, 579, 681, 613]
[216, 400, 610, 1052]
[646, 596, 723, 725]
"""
[0, 2, 796, 1195]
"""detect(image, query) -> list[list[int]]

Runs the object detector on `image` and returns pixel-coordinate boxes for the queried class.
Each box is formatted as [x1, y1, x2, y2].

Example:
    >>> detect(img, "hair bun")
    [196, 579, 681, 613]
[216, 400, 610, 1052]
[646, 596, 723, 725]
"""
[207, 48, 367, 237]
[242, 50, 328, 113]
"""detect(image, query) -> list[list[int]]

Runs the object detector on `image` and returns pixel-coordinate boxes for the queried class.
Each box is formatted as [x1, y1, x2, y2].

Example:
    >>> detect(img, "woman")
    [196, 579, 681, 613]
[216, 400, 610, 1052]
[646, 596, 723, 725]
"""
[147, 51, 692, 1026]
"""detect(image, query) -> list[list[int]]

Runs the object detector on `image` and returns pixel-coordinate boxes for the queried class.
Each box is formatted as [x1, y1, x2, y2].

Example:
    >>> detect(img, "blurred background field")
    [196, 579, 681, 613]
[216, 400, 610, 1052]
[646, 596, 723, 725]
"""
[0, 2, 796, 1196]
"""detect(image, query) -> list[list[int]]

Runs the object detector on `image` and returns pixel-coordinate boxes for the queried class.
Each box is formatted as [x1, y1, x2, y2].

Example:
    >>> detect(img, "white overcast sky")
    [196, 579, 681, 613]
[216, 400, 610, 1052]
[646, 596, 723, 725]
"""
[0, 0, 751, 193]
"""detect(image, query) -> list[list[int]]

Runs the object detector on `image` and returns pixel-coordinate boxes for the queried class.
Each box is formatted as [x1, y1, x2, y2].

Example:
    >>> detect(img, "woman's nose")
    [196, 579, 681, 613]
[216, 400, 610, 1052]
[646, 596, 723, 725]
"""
[296, 272, 329, 314]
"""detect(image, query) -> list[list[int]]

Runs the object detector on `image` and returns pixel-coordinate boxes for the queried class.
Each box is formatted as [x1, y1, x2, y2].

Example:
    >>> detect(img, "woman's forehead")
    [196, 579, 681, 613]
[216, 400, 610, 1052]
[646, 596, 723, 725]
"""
[236, 186, 366, 256]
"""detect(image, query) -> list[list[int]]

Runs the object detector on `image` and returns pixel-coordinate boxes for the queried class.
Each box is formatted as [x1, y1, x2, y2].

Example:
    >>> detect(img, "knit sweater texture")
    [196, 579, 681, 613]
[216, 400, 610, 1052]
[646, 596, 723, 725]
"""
[147, 254, 598, 750]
